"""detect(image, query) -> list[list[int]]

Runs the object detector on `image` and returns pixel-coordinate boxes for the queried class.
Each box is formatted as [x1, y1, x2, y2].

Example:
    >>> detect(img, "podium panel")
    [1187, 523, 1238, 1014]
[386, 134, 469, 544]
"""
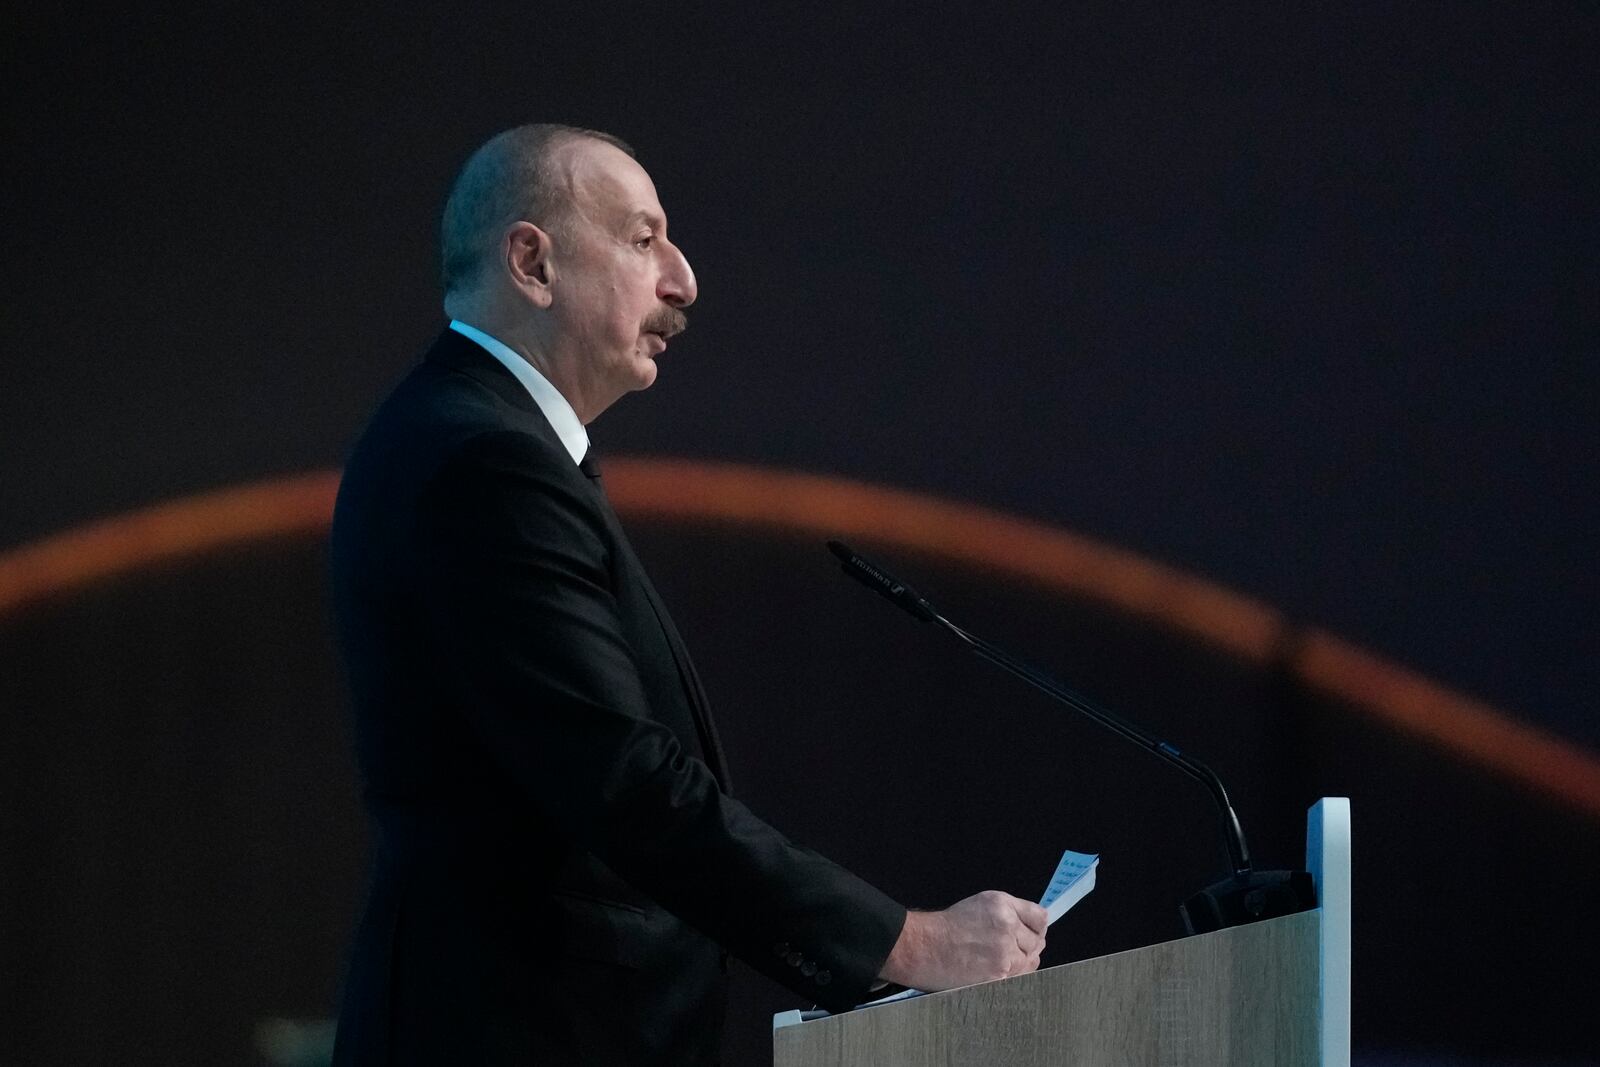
[777, 800, 1350, 1066]
[775, 907, 1319, 1067]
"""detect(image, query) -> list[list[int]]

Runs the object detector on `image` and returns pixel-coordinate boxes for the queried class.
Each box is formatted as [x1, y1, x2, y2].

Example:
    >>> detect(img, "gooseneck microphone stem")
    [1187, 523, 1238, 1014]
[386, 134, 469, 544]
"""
[826, 540, 1253, 879]
[937, 615, 1252, 877]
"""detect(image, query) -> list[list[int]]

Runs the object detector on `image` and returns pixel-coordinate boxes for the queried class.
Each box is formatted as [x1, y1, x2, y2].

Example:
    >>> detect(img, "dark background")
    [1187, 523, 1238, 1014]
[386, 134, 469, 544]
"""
[2, 3, 1596, 1064]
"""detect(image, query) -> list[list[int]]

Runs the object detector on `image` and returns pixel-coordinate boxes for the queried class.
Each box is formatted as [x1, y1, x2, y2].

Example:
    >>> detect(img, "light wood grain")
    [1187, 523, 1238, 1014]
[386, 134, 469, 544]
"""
[775, 908, 1320, 1067]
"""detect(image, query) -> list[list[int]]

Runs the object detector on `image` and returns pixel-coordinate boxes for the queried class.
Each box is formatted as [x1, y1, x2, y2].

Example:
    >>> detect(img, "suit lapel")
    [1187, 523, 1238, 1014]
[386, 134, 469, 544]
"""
[428, 325, 735, 793]
[629, 548, 732, 793]
[593, 489, 734, 794]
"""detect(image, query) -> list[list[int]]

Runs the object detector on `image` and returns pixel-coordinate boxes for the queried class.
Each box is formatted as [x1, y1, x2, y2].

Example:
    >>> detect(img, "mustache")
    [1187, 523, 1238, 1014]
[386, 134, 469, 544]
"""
[644, 307, 688, 339]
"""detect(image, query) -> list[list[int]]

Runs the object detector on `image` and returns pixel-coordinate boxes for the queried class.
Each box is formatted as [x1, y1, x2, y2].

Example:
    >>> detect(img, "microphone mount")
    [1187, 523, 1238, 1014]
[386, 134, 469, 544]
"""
[826, 539, 1315, 933]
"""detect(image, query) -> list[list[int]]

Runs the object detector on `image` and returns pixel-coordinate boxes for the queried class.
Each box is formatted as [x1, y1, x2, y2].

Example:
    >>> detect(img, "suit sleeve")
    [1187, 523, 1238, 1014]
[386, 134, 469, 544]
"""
[414, 429, 906, 1010]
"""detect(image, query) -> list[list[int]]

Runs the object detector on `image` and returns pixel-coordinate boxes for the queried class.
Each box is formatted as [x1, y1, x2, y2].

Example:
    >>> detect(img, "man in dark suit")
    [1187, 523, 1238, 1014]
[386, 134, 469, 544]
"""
[328, 123, 1047, 1064]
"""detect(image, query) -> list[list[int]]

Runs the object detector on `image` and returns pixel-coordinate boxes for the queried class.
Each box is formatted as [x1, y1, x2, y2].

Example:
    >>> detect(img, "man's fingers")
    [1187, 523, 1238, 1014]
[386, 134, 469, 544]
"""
[1013, 924, 1045, 959]
[1003, 946, 1044, 979]
[1014, 899, 1049, 936]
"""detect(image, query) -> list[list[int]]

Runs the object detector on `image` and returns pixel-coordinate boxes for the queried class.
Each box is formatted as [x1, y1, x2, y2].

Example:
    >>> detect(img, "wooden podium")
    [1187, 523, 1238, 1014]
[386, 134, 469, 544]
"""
[774, 798, 1351, 1067]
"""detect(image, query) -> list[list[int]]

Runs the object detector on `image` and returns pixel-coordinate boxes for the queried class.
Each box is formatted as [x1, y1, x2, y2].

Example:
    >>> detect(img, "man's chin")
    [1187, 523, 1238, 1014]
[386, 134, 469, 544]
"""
[630, 357, 659, 391]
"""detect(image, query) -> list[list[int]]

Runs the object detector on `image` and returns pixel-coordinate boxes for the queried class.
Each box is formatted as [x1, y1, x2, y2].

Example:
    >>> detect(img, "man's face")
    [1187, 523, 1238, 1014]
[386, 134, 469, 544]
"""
[545, 139, 696, 412]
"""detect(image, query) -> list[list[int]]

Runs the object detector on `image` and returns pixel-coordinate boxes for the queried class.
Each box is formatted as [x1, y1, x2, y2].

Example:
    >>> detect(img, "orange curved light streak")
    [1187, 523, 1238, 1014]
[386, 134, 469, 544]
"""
[2, 459, 1597, 820]
[0, 471, 343, 618]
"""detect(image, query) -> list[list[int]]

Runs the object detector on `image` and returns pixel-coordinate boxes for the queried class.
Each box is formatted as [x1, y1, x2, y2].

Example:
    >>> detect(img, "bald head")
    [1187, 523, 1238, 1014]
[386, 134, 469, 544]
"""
[439, 123, 634, 298]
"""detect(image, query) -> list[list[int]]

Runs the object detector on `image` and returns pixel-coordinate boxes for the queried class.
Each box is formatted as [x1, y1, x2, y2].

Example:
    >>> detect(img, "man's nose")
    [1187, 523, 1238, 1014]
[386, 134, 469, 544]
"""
[658, 242, 697, 308]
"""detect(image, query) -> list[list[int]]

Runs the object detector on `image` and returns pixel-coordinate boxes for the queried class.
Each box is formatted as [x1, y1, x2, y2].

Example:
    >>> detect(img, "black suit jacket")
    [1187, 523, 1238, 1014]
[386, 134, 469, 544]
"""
[328, 328, 905, 1065]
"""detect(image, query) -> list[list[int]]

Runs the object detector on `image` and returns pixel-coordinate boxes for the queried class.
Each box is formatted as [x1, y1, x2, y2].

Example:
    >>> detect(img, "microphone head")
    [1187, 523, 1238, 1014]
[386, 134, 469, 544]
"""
[825, 540, 937, 622]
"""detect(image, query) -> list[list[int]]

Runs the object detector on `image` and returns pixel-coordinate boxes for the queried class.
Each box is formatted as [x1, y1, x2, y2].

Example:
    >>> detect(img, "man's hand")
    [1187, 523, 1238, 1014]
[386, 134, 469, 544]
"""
[878, 891, 1049, 991]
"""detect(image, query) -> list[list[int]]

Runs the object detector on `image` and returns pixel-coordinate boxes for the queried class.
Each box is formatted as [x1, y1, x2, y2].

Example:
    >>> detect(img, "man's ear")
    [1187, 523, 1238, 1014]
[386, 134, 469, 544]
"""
[503, 221, 555, 308]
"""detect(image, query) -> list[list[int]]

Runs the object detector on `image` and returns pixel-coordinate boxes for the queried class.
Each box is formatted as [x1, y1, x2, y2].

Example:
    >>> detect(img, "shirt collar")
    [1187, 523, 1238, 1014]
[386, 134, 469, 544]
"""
[448, 319, 590, 467]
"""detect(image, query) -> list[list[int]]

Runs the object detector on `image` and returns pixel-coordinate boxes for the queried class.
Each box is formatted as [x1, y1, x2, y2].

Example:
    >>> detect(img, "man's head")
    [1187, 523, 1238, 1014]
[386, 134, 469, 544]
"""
[440, 124, 697, 423]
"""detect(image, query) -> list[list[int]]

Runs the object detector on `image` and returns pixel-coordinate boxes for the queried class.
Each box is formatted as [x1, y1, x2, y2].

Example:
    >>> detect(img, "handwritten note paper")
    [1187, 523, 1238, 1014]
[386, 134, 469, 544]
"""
[1040, 849, 1099, 925]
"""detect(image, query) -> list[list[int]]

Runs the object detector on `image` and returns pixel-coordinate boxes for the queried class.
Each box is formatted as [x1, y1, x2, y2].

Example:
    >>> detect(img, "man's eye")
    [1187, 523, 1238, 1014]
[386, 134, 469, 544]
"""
[635, 234, 654, 249]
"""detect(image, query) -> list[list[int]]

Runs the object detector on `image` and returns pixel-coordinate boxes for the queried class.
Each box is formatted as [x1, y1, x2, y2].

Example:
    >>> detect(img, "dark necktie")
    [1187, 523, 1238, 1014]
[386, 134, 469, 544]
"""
[579, 445, 602, 481]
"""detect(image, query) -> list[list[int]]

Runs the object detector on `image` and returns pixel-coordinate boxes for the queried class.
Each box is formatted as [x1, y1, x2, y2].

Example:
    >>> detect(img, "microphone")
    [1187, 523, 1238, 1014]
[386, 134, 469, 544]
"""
[826, 539, 1315, 934]
[826, 540, 936, 621]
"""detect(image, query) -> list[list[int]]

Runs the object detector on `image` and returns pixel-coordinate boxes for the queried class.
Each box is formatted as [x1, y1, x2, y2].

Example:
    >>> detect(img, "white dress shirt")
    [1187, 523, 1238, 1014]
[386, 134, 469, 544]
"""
[449, 319, 590, 466]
